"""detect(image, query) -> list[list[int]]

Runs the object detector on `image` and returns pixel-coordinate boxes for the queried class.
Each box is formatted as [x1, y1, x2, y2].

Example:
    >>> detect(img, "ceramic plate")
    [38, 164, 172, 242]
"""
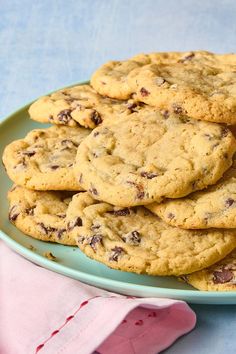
[1, 83, 235, 304]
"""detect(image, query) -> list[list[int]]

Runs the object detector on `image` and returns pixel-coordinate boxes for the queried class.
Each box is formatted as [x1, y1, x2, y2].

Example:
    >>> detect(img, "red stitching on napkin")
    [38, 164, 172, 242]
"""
[35, 295, 99, 353]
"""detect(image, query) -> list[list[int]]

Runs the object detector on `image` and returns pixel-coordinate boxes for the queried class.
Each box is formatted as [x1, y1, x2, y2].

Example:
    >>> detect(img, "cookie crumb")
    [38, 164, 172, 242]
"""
[28, 244, 36, 251]
[43, 251, 57, 261]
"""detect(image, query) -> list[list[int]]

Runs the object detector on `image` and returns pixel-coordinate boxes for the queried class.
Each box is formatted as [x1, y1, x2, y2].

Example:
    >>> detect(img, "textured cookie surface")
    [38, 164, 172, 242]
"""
[75, 108, 236, 206]
[67, 192, 236, 276]
[8, 185, 76, 245]
[128, 55, 236, 124]
[92, 51, 236, 124]
[90, 51, 214, 99]
[147, 159, 236, 229]
[29, 84, 142, 129]
[2, 125, 90, 190]
[181, 249, 236, 291]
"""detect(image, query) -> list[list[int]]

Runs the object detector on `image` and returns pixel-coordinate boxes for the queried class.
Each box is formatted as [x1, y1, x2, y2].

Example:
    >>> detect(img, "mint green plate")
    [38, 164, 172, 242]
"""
[1, 85, 236, 304]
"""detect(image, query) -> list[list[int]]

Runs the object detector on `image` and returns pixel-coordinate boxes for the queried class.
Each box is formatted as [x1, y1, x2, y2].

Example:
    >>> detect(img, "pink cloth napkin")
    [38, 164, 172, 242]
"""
[0, 241, 196, 354]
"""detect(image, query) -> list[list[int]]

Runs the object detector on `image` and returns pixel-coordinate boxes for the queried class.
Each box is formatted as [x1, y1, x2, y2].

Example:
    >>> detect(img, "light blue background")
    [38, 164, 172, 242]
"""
[1, 1, 236, 353]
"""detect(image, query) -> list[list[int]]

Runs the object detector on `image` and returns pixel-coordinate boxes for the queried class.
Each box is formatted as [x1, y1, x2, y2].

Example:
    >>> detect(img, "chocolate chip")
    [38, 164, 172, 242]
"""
[221, 127, 229, 138]
[140, 171, 158, 179]
[22, 151, 36, 157]
[137, 190, 145, 199]
[172, 103, 183, 114]
[88, 234, 103, 251]
[127, 181, 145, 200]
[57, 109, 73, 124]
[38, 223, 57, 235]
[225, 198, 235, 207]
[67, 217, 83, 230]
[93, 132, 99, 137]
[127, 102, 138, 112]
[179, 52, 195, 63]
[108, 208, 131, 216]
[140, 87, 150, 97]
[61, 139, 78, 148]
[161, 110, 169, 119]
[109, 246, 124, 262]
[167, 212, 175, 220]
[9, 205, 20, 221]
[91, 223, 100, 231]
[56, 213, 66, 219]
[50, 165, 60, 170]
[89, 186, 98, 196]
[77, 236, 85, 244]
[25, 206, 36, 216]
[123, 230, 140, 245]
[57, 228, 66, 239]
[213, 268, 234, 284]
[90, 110, 102, 125]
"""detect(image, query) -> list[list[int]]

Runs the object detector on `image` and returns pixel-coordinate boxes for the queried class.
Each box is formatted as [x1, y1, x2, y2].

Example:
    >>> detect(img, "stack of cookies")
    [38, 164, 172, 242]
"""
[3, 51, 236, 291]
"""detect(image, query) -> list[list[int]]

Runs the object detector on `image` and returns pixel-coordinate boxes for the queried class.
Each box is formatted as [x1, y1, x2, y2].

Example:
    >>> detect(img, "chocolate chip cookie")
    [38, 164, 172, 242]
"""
[181, 249, 236, 291]
[29, 84, 143, 129]
[2, 125, 90, 190]
[75, 108, 236, 206]
[127, 57, 236, 124]
[8, 185, 76, 245]
[67, 192, 236, 276]
[147, 159, 236, 229]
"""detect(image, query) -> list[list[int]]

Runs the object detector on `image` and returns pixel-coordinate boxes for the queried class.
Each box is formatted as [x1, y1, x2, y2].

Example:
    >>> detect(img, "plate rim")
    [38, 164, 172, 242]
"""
[0, 81, 235, 301]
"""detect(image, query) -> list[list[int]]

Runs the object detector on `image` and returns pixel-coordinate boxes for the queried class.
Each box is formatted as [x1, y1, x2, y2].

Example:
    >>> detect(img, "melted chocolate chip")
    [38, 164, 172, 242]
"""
[67, 217, 83, 230]
[137, 190, 145, 199]
[61, 139, 78, 148]
[221, 127, 229, 138]
[127, 102, 138, 112]
[56, 213, 66, 219]
[140, 87, 150, 97]
[225, 198, 235, 207]
[109, 246, 124, 262]
[50, 165, 60, 170]
[161, 110, 169, 119]
[140, 171, 158, 179]
[9, 205, 20, 221]
[167, 212, 175, 220]
[127, 181, 145, 199]
[93, 131, 99, 137]
[123, 230, 140, 245]
[38, 223, 57, 235]
[90, 111, 102, 125]
[57, 228, 66, 239]
[89, 186, 98, 196]
[172, 103, 183, 114]
[178, 52, 195, 63]
[91, 223, 100, 231]
[108, 208, 131, 216]
[213, 268, 234, 284]
[88, 234, 103, 251]
[57, 109, 73, 124]
[22, 151, 36, 157]
[25, 206, 36, 216]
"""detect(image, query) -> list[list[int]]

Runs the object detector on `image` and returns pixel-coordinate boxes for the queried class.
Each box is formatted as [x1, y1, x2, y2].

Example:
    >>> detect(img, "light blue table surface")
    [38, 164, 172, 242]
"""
[0, 1, 236, 353]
